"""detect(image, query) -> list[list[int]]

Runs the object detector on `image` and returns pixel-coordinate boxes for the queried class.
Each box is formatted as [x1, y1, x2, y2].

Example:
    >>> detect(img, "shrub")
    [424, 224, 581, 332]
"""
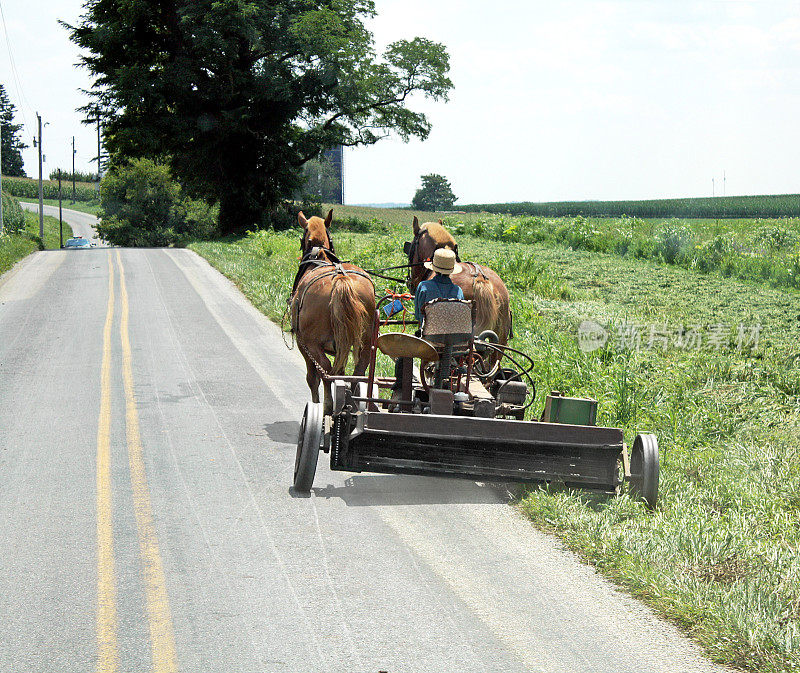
[752, 222, 799, 251]
[1, 192, 25, 233]
[655, 220, 694, 263]
[265, 197, 322, 231]
[97, 159, 218, 247]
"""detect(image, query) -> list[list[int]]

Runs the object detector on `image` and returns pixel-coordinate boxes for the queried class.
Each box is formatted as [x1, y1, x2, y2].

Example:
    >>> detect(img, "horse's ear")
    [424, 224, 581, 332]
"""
[413, 216, 420, 236]
[298, 211, 308, 229]
[438, 219, 443, 225]
[324, 209, 333, 228]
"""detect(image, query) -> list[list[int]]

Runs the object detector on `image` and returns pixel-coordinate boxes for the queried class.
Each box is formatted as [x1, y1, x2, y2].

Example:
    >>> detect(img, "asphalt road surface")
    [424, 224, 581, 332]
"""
[0, 209, 733, 672]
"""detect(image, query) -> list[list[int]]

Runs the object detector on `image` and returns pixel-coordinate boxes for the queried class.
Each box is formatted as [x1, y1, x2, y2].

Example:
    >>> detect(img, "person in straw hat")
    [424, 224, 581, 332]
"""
[413, 247, 464, 322]
[390, 248, 464, 407]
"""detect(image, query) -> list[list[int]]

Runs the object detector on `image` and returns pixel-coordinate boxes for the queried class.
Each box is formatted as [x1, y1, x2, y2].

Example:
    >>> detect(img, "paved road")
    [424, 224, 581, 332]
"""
[20, 202, 101, 245]
[0, 210, 732, 672]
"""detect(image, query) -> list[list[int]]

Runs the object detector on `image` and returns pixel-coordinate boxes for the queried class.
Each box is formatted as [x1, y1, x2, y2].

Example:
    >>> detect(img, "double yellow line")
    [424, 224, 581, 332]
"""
[96, 250, 178, 672]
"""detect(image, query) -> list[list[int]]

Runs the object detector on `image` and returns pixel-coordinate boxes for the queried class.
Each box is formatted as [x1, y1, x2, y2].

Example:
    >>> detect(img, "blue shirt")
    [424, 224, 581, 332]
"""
[415, 274, 464, 323]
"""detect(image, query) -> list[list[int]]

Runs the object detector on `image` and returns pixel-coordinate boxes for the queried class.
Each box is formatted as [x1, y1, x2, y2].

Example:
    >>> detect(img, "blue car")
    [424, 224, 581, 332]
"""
[64, 237, 92, 249]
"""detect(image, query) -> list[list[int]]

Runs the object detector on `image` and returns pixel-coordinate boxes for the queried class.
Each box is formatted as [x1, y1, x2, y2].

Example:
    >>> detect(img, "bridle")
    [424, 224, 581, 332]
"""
[292, 228, 342, 295]
[300, 227, 336, 258]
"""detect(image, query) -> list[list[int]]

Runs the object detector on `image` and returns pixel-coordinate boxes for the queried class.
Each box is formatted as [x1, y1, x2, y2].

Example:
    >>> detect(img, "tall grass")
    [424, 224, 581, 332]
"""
[1, 201, 74, 276]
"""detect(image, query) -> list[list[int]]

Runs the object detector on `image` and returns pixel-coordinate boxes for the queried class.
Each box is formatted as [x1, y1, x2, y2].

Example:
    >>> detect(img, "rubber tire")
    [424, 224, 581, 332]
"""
[294, 402, 323, 492]
[355, 382, 370, 412]
[629, 433, 659, 509]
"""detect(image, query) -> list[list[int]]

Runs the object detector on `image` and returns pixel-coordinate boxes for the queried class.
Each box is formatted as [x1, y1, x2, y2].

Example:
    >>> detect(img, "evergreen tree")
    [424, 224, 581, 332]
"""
[0, 84, 27, 177]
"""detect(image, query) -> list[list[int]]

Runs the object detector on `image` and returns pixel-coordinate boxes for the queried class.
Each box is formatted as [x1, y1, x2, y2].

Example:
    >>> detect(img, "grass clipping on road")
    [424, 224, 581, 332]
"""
[192, 217, 800, 673]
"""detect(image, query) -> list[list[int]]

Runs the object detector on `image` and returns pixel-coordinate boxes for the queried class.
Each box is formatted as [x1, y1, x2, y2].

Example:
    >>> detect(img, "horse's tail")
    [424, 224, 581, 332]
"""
[330, 274, 371, 374]
[473, 276, 499, 333]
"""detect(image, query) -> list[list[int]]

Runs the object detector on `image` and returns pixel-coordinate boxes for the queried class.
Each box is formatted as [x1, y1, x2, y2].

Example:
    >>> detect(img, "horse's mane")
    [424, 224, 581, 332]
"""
[421, 222, 456, 248]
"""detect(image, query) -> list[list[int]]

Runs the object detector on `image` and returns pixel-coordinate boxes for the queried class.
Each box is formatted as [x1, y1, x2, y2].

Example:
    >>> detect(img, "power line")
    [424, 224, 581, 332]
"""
[0, 0, 34, 131]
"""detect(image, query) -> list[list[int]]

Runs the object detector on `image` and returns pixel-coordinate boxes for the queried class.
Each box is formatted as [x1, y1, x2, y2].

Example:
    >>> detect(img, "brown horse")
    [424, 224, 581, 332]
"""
[406, 216, 511, 347]
[290, 210, 376, 412]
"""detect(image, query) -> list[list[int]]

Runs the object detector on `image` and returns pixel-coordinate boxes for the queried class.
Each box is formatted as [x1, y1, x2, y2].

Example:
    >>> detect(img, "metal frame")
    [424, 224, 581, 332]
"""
[293, 303, 659, 508]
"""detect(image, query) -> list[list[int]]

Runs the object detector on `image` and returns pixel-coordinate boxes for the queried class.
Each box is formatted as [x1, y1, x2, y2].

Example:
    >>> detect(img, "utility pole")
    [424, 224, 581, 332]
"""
[712, 177, 715, 198]
[1, 123, 4, 235]
[58, 169, 63, 248]
[37, 112, 43, 242]
[96, 114, 102, 181]
[723, 170, 726, 197]
[72, 136, 76, 203]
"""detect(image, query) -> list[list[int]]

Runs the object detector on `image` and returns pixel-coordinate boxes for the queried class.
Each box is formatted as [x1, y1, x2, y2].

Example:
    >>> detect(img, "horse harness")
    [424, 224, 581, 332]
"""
[461, 261, 489, 282]
[289, 249, 373, 375]
[290, 244, 374, 332]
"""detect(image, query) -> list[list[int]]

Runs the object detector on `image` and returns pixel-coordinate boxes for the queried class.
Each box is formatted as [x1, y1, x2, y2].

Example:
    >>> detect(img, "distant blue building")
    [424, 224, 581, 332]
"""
[322, 145, 344, 204]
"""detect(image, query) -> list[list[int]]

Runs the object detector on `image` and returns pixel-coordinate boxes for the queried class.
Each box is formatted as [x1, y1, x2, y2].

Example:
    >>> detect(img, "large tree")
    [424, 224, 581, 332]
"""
[0, 84, 27, 177]
[67, 1, 452, 232]
[411, 173, 456, 211]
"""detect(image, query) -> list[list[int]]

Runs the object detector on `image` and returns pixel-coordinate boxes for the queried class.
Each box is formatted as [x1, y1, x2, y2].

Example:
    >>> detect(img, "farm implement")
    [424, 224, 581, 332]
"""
[293, 295, 660, 508]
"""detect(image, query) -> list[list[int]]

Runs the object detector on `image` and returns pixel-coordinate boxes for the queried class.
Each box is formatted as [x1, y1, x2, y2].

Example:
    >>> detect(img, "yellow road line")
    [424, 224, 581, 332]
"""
[117, 250, 179, 672]
[97, 252, 119, 673]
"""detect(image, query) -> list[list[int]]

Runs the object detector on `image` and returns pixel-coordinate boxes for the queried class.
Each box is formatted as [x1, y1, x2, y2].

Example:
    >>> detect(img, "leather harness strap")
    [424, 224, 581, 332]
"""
[291, 263, 374, 331]
[463, 261, 489, 281]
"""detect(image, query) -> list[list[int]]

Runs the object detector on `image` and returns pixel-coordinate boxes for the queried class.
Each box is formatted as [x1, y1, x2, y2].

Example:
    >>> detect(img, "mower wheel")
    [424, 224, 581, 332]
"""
[355, 382, 377, 412]
[294, 402, 323, 492]
[629, 433, 659, 509]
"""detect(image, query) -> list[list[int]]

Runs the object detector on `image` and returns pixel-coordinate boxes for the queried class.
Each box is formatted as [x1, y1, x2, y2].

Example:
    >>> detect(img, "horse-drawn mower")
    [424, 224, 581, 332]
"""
[293, 295, 660, 508]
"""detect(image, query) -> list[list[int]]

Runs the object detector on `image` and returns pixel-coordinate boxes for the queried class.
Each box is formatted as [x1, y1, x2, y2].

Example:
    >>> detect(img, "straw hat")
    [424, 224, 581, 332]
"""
[424, 248, 462, 275]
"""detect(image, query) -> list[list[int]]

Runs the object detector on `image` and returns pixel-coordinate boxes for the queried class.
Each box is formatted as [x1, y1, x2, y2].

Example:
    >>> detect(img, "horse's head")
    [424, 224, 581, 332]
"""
[299, 209, 335, 259]
[405, 216, 459, 291]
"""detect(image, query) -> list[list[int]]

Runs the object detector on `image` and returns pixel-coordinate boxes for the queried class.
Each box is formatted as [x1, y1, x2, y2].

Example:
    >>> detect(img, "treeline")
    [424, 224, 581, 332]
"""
[1, 176, 98, 202]
[462, 194, 800, 219]
[49, 169, 99, 183]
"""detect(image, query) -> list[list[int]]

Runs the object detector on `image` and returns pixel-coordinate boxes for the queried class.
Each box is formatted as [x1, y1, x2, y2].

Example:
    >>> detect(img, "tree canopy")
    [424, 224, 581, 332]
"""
[411, 174, 457, 211]
[0, 84, 27, 177]
[67, 1, 452, 232]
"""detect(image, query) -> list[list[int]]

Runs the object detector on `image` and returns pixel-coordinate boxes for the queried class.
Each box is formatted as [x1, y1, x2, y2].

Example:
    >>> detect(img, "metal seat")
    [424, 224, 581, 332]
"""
[421, 299, 474, 389]
[421, 299, 474, 348]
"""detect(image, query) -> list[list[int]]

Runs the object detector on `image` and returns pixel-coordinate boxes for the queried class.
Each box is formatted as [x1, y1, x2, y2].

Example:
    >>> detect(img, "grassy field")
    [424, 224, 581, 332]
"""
[191, 209, 800, 672]
[40, 198, 102, 216]
[0, 209, 74, 277]
[324, 204, 800, 291]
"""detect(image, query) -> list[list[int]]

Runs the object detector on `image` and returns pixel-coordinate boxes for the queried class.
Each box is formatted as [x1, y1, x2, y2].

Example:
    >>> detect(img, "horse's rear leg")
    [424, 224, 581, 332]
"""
[303, 345, 333, 413]
[354, 341, 371, 378]
[302, 353, 321, 403]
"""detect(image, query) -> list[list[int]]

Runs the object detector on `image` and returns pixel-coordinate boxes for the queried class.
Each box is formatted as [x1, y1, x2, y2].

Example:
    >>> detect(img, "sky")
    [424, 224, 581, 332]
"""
[1, 0, 798, 204]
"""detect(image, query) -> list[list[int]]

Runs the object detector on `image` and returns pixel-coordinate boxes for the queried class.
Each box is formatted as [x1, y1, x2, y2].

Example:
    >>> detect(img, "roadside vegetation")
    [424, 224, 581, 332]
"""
[95, 158, 217, 247]
[192, 206, 800, 673]
[0, 193, 73, 276]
